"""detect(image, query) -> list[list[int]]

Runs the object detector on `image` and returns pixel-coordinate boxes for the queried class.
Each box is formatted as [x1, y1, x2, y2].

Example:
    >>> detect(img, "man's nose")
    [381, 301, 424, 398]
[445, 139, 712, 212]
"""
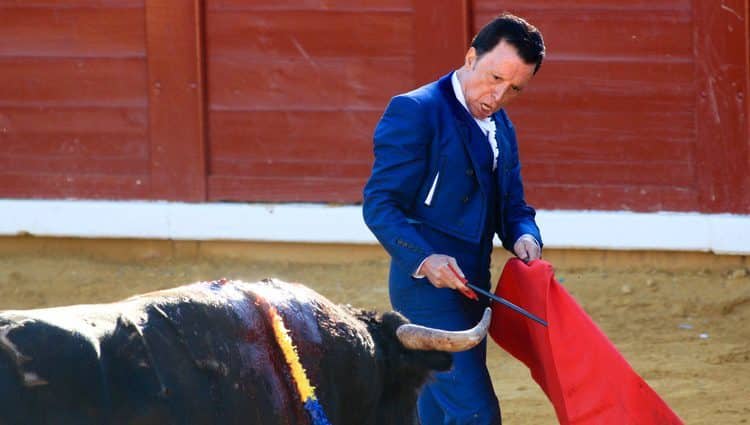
[493, 84, 508, 103]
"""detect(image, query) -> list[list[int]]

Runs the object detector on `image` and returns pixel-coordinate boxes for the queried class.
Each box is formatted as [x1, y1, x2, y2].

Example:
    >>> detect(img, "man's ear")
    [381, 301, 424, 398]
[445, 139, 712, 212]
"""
[465, 47, 477, 69]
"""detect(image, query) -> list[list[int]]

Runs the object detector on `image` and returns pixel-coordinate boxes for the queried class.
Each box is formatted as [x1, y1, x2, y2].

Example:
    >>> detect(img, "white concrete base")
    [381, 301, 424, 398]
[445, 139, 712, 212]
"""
[1, 200, 748, 254]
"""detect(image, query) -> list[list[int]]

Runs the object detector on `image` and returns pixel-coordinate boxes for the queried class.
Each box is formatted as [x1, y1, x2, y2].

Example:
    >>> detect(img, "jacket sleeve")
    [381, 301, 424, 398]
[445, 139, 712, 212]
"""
[362, 95, 435, 275]
[500, 117, 543, 253]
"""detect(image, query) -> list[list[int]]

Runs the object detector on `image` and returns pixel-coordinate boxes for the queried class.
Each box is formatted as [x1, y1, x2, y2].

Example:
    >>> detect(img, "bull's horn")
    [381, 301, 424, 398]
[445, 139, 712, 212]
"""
[395, 307, 492, 352]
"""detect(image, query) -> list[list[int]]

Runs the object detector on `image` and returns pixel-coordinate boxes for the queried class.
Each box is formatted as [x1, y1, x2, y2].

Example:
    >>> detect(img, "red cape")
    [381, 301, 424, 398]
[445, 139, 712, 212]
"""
[489, 259, 683, 425]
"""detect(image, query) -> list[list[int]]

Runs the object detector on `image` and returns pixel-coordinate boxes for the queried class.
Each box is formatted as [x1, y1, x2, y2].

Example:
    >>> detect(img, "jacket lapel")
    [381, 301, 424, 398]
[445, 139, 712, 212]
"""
[492, 111, 509, 193]
[437, 73, 490, 197]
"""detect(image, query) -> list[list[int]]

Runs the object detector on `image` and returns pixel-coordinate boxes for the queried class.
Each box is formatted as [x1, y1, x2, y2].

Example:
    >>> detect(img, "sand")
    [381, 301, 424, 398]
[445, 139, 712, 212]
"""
[0, 244, 748, 424]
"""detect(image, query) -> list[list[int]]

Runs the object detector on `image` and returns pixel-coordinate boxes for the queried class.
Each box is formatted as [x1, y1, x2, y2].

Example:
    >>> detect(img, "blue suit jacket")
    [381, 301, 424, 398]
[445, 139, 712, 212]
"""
[363, 72, 541, 277]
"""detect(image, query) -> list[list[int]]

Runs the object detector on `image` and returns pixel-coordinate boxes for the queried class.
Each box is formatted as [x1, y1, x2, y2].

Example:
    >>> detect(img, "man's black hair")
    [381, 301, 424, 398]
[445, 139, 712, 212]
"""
[471, 13, 545, 74]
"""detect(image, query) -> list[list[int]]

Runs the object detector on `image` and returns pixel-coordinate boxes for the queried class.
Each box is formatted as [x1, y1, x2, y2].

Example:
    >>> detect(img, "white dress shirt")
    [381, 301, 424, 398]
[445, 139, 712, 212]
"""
[451, 71, 498, 171]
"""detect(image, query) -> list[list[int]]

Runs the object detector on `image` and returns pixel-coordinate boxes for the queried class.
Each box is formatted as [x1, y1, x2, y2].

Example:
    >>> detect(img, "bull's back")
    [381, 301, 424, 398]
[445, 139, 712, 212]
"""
[0, 280, 346, 424]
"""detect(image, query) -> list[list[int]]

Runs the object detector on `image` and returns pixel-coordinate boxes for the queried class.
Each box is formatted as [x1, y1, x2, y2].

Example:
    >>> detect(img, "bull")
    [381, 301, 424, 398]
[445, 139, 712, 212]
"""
[0, 278, 491, 425]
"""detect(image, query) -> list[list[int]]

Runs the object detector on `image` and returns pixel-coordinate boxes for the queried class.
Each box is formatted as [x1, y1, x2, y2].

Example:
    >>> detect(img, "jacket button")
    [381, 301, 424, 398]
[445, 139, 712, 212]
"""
[458, 219, 464, 227]
[462, 195, 470, 203]
[465, 168, 474, 176]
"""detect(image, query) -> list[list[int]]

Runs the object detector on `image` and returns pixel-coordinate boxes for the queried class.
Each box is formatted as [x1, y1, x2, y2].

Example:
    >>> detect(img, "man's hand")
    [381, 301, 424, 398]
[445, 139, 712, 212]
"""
[514, 234, 541, 263]
[416, 254, 477, 300]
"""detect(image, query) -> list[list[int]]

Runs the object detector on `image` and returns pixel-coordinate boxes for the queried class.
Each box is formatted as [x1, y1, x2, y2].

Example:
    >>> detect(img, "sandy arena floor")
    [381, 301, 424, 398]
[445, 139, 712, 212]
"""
[0, 244, 748, 424]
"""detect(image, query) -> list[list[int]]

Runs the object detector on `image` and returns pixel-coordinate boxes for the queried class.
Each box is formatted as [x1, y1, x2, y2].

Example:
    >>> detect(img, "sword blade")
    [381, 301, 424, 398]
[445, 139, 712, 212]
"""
[466, 283, 548, 327]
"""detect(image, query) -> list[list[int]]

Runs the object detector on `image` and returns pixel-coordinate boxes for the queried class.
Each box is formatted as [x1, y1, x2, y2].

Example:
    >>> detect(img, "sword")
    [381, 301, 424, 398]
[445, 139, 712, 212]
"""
[448, 264, 548, 327]
[466, 282, 548, 327]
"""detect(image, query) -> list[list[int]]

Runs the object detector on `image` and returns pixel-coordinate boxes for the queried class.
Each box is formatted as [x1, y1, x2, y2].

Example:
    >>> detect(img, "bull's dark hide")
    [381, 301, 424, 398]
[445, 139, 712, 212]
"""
[0, 279, 451, 425]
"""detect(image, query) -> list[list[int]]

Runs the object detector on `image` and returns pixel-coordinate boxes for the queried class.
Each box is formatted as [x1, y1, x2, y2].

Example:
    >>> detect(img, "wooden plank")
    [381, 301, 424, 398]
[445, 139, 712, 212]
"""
[1, 134, 146, 160]
[511, 97, 690, 120]
[474, 8, 693, 60]
[511, 109, 695, 148]
[206, 10, 413, 59]
[0, 107, 149, 180]
[209, 177, 698, 209]
[210, 160, 371, 180]
[413, 0, 469, 85]
[518, 134, 693, 163]
[0, 173, 151, 200]
[208, 175, 365, 203]
[475, 0, 690, 12]
[521, 139, 693, 164]
[208, 110, 379, 163]
[207, 57, 412, 111]
[0, 125, 149, 174]
[208, 0, 411, 11]
[511, 91, 689, 116]
[522, 160, 694, 186]
[527, 60, 694, 98]
[0, 151, 149, 175]
[209, 110, 375, 180]
[504, 106, 694, 130]
[692, 0, 750, 213]
[0, 58, 147, 107]
[0, 7, 145, 58]
[145, 0, 207, 201]
[0, 107, 147, 136]
[0, 107, 149, 176]
[0, 1, 144, 7]
[525, 183, 698, 212]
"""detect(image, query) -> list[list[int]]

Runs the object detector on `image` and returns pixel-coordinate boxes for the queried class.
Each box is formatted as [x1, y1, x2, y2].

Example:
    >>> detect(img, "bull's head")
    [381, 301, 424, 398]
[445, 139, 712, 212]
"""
[350, 307, 492, 425]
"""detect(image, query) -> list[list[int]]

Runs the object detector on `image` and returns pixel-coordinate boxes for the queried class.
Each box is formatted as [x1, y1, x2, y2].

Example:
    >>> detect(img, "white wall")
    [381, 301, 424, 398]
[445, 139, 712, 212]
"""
[1, 200, 748, 254]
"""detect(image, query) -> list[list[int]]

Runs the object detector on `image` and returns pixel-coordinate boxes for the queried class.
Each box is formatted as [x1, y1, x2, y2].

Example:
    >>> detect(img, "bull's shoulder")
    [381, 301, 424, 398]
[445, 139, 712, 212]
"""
[241, 279, 377, 352]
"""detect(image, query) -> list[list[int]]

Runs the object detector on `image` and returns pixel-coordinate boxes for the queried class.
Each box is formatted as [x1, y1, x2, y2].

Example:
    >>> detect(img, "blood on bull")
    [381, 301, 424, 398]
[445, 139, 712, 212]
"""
[0, 278, 491, 425]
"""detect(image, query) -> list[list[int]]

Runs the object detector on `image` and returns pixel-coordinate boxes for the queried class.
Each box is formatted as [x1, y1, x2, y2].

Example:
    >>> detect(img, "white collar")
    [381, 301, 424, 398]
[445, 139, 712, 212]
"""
[451, 71, 498, 170]
[451, 71, 494, 131]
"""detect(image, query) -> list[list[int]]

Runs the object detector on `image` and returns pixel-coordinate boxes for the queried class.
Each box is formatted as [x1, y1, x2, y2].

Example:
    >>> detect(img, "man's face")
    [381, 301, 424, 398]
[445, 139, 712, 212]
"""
[458, 40, 536, 119]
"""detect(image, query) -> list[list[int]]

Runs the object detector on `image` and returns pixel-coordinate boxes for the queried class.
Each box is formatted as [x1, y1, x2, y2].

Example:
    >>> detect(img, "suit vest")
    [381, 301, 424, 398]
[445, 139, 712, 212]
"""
[460, 111, 499, 244]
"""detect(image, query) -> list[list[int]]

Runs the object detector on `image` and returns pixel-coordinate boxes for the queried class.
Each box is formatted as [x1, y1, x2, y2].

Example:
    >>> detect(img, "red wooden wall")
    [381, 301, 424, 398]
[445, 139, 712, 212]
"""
[1, 0, 748, 213]
[206, 0, 413, 201]
[0, 0, 151, 199]
[475, 0, 750, 213]
[203, 0, 468, 202]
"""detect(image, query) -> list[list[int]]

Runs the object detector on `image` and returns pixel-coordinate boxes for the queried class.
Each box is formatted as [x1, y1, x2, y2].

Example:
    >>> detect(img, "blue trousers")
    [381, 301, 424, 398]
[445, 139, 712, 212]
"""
[390, 263, 502, 425]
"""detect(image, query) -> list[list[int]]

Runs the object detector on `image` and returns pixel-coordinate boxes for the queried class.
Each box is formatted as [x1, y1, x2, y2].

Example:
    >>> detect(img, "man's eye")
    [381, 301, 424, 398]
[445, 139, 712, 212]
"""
[492, 75, 500, 80]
